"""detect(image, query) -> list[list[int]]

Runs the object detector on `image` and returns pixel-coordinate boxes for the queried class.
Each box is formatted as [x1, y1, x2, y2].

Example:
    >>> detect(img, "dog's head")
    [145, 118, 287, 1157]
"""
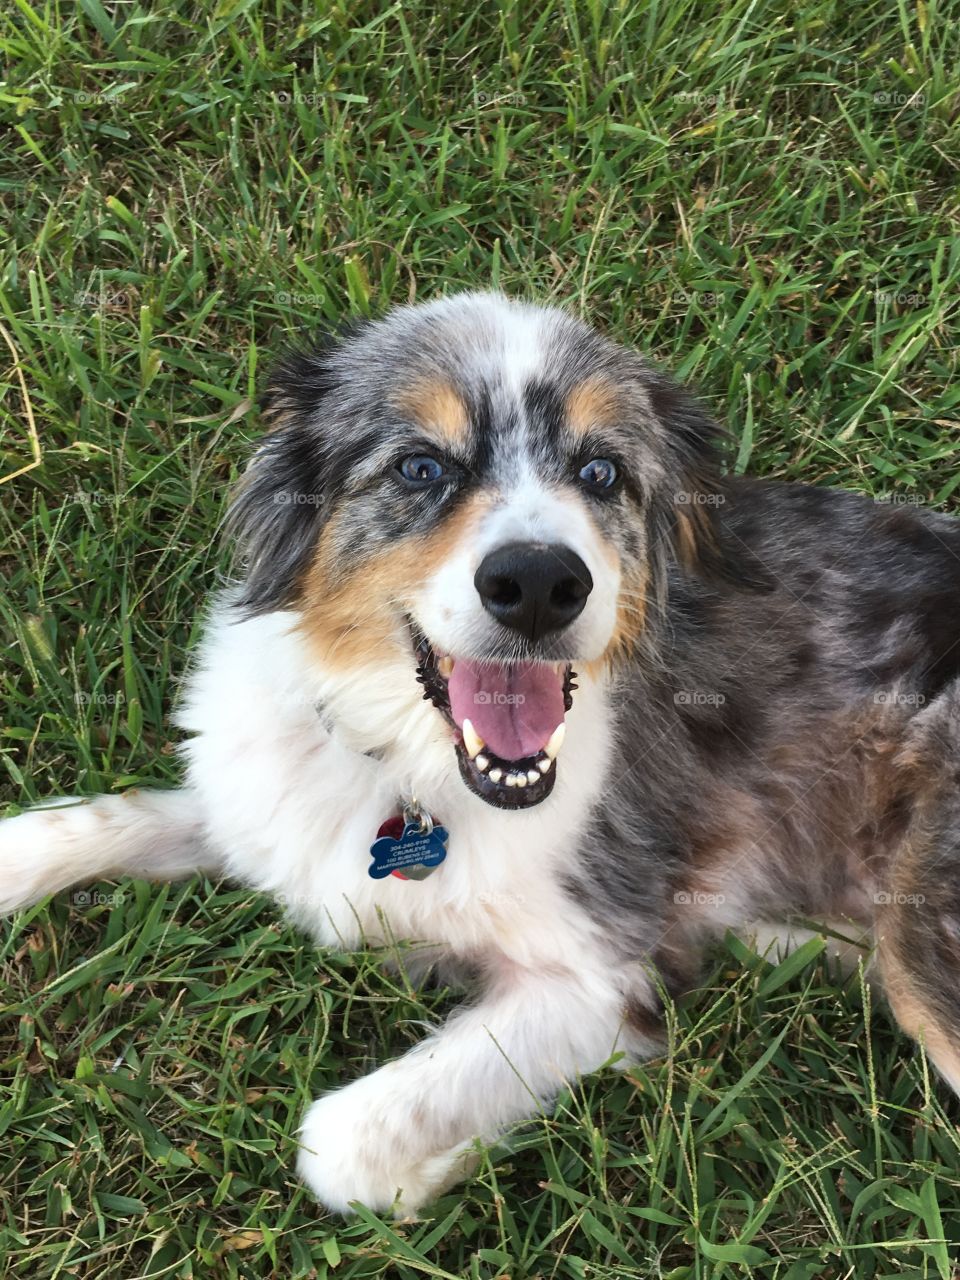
[230, 292, 746, 809]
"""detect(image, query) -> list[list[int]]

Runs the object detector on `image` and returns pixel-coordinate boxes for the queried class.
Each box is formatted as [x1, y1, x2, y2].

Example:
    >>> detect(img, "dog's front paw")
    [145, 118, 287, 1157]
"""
[0, 809, 61, 913]
[297, 1079, 478, 1215]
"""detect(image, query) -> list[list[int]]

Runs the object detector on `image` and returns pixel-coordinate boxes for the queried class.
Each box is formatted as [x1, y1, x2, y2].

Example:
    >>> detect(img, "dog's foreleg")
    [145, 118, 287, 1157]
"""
[296, 964, 651, 1214]
[0, 788, 218, 913]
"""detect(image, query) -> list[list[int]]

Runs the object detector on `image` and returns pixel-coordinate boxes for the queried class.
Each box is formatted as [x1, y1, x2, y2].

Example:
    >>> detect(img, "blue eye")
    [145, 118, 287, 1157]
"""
[578, 457, 618, 490]
[399, 454, 446, 485]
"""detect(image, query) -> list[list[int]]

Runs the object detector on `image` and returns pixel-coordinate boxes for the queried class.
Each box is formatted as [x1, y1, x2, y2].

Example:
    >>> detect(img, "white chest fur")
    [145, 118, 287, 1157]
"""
[176, 601, 615, 970]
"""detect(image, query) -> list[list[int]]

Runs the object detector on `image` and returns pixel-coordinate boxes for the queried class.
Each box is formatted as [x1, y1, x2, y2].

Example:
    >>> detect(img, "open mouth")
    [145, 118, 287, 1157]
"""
[412, 625, 576, 809]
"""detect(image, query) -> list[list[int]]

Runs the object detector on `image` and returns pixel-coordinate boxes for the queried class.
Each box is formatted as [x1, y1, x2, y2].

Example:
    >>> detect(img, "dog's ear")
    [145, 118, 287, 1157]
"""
[646, 375, 772, 592]
[227, 334, 353, 616]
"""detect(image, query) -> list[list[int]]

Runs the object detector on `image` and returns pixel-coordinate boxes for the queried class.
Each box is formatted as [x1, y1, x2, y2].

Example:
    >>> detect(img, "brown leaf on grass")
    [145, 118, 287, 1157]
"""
[218, 1229, 263, 1253]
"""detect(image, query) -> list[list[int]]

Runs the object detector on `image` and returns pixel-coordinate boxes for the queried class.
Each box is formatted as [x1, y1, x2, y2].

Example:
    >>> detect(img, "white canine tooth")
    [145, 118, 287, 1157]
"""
[544, 722, 566, 760]
[488, 768, 503, 783]
[527, 769, 540, 784]
[537, 757, 553, 774]
[475, 755, 489, 772]
[462, 718, 485, 760]
[515, 773, 527, 788]
[438, 655, 454, 678]
[505, 773, 517, 787]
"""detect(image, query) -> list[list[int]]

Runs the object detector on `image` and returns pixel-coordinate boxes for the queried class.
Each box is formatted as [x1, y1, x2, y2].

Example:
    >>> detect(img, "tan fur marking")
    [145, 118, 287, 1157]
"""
[675, 501, 714, 572]
[393, 379, 469, 447]
[299, 495, 490, 671]
[583, 530, 646, 676]
[611, 560, 648, 662]
[586, 561, 647, 678]
[880, 953, 960, 1091]
[565, 377, 622, 438]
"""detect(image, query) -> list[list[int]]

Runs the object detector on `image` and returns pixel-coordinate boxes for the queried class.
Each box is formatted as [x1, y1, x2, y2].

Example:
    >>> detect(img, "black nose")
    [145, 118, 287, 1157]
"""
[474, 542, 593, 644]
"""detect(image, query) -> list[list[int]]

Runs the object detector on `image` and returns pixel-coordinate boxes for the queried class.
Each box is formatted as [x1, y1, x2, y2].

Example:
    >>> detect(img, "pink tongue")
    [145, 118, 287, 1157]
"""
[447, 661, 565, 761]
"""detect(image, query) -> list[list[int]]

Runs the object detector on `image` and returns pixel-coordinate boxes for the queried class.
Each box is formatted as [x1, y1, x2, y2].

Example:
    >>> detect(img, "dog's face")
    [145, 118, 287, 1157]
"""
[231, 292, 730, 809]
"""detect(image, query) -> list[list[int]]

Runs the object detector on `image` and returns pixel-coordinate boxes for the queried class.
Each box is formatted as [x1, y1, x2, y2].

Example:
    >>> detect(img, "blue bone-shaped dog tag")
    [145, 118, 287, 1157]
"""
[369, 819, 448, 880]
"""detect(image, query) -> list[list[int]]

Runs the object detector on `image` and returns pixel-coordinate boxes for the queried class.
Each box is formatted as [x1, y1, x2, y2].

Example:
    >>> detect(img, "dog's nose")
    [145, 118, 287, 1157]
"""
[474, 542, 593, 643]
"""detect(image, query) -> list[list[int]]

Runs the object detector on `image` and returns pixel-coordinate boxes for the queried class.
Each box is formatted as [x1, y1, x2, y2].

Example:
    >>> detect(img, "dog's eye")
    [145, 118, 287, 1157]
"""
[578, 458, 619, 491]
[399, 454, 447, 485]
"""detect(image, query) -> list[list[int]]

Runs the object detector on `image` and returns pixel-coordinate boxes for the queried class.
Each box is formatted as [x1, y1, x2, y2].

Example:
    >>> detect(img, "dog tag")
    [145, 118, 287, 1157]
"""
[369, 811, 448, 880]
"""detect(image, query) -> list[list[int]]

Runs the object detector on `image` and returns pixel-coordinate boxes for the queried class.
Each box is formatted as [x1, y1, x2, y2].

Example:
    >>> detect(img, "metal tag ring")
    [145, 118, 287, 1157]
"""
[402, 800, 433, 836]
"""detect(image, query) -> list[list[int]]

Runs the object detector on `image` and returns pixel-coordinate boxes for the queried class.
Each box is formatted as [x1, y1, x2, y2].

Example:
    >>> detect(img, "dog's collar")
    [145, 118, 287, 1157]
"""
[314, 702, 447, 878]
[315, 697, 390, 762]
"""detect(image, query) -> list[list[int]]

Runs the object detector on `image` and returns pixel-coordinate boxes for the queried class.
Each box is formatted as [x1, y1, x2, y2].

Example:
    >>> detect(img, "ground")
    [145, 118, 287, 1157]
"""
[2, 1, 960, 1276]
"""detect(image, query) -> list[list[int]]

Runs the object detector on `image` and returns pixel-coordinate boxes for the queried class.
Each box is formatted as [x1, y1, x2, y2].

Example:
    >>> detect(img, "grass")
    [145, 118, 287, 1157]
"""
[1, 0, 959, 1274]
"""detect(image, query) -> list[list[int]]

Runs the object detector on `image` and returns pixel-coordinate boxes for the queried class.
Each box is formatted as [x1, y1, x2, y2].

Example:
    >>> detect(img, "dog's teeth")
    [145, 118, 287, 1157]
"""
[537, 756, 553, 774]
[544, 723, 566, 759]
[505, 773, 518, 787]
[488, 767, 502, 783]
[515, 773, 527, 787]
[462, 718, 485, 760]
[527, 769, 540, 784]
[475, 754, 489, 772]
[438, 655, 454, 678]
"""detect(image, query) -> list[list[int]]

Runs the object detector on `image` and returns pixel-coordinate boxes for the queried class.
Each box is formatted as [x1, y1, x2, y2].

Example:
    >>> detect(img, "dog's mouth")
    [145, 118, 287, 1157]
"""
[412, 626, 576, 810]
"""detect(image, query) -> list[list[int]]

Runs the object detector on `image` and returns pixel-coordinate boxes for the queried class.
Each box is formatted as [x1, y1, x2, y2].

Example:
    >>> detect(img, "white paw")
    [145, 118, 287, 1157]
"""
[0, 808, 71, 913]
[297, 1077, 478, 1215]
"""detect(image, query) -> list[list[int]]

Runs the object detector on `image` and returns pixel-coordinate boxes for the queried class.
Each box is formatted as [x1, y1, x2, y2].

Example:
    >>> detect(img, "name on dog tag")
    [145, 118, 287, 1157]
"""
[369, 814, 448, 880]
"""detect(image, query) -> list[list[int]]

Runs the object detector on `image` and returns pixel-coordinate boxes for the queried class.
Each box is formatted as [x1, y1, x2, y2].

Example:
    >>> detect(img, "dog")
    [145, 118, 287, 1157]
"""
[3, 290, 960, 1215]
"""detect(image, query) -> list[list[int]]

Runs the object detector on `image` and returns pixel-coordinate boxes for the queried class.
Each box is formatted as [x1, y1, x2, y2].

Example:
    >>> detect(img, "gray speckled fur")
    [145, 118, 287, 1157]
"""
[232, 291, 960, 1059]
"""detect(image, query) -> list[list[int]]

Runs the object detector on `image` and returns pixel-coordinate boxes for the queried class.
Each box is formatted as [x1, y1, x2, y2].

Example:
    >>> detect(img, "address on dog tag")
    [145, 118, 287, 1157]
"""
[368, 812, 448, 880]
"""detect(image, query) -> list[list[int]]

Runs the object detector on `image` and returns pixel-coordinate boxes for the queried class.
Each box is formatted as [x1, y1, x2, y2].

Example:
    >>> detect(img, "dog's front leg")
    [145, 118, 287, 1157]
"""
[297, 963, 649, 1215]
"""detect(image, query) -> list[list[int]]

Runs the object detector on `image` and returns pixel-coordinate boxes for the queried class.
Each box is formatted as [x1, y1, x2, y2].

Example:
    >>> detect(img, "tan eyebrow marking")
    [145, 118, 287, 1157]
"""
[393, 378, 469, 447]
[565, 376, 623, 438]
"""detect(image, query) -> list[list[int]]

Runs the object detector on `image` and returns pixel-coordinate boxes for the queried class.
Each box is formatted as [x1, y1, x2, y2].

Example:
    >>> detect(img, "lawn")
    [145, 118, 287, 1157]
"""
[1, 0, 960, 1275]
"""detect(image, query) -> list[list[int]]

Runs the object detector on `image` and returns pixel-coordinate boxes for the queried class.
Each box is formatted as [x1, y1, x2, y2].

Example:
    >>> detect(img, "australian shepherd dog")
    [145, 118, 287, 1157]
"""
[3, 292, 960, 1213]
